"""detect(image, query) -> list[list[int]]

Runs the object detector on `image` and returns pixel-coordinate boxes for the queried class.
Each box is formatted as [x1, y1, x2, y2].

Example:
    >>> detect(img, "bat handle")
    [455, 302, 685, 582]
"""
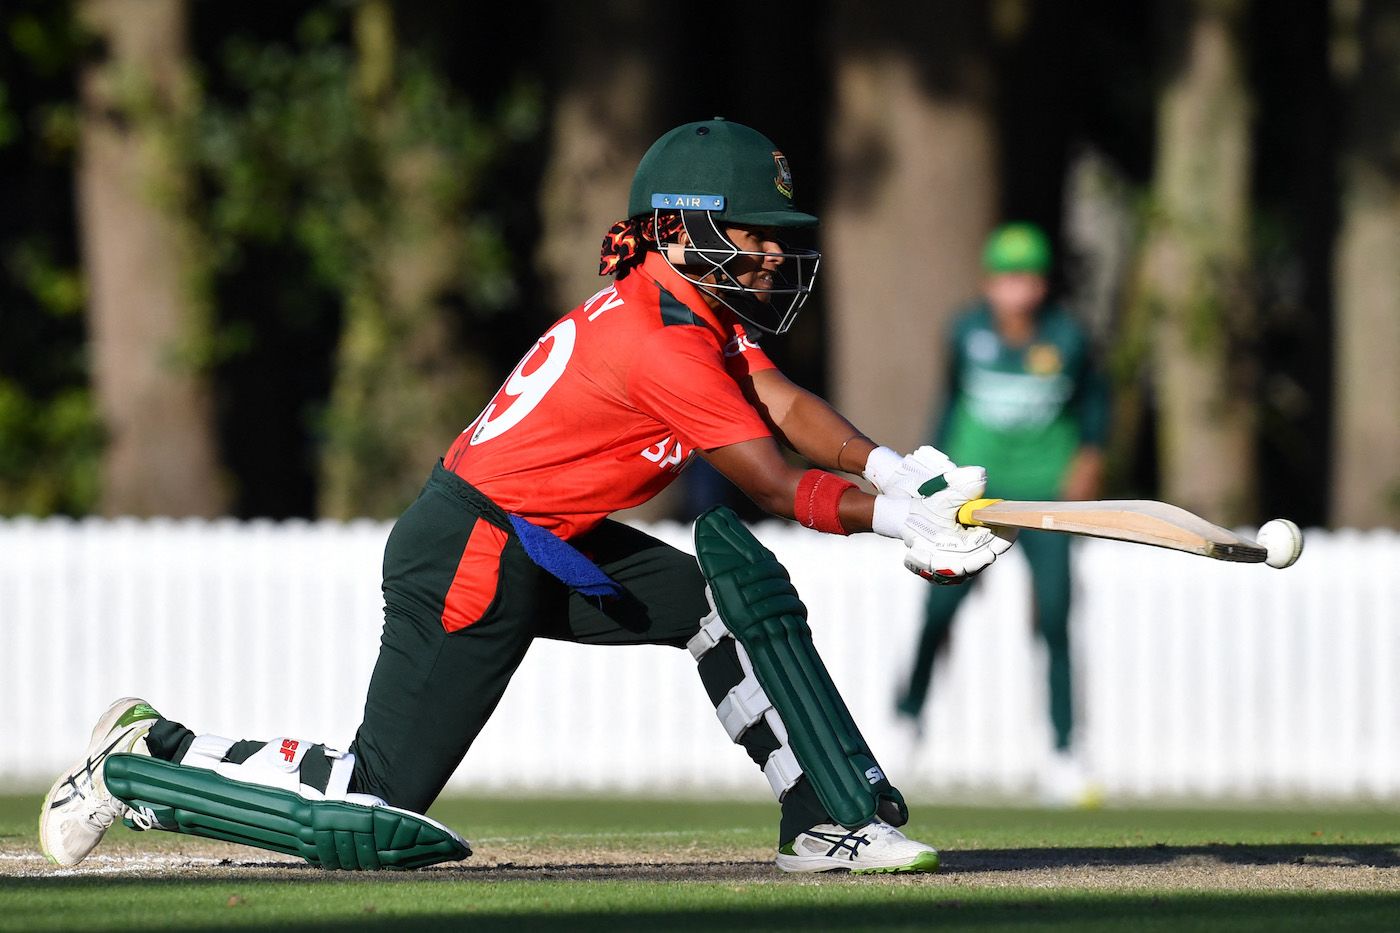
[956, 498, 1004, 527]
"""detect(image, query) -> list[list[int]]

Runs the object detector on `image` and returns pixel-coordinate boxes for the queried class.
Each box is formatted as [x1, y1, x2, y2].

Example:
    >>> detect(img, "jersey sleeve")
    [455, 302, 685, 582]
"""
[628, 326, 774, 452]
[723, 323, 777, 380]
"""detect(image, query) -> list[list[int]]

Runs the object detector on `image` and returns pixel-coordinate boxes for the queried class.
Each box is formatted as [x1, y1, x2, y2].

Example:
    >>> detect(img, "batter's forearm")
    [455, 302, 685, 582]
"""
[773, 388, 879, 474]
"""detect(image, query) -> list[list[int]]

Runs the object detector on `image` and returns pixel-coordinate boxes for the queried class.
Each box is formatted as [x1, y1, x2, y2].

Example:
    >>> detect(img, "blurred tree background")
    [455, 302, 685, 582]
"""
[0, 0, 1395, 528]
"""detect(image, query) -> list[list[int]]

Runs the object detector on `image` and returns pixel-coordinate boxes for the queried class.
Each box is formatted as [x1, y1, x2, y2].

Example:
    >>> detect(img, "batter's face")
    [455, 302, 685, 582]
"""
[721, 225, 786, 299]
[678, 224, 786, 302]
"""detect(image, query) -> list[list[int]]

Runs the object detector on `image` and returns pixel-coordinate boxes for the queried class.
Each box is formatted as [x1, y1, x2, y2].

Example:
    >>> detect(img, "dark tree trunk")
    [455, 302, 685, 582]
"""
[76, 0, 228, 517]
[824, 0, 1000, 456]
[1330, 0, 1400, 528]
[1135, 0, 1256, 524]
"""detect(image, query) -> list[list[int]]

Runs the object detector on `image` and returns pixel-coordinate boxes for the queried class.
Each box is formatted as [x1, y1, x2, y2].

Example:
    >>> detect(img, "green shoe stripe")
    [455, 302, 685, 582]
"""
[116, 704, 161, 728]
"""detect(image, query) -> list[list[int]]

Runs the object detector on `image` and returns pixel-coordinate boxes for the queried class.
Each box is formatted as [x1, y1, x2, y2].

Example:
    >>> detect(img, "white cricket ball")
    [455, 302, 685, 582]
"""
[1257, 518, 1303, 569]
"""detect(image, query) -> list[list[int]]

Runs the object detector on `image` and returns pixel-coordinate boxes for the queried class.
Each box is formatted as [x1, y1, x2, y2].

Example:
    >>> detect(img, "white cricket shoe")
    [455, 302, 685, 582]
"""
[39, 697, 161, 867]
[890, 711, 926, 780]
[776, 820, 939, 874]
[1037, 748, 1103, 809]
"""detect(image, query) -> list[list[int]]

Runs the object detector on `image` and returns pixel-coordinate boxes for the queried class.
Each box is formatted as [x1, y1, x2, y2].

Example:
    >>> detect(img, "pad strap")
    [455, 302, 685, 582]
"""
[760, 713, 803, 798]
[326, 749, 356, 799]
[176, 733, 358, 801]
[181, 734, 236, 769]
[686, 610, 730, 661]
[689, 607, 806, 800]
[717, 673, 770, 742]
[795, 470, 856, 535]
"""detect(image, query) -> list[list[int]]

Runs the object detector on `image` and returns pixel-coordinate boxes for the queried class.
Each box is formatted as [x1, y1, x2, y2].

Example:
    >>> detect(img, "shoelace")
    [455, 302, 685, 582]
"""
[128, 806, 158, 831]
[83, 798, 128, 832]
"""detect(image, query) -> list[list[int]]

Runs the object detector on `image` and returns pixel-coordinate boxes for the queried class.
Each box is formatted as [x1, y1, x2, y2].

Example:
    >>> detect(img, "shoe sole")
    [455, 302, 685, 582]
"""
[776, 849, 940, 874]
[852, 850, 940, 874]
[38, 697, 154, 866]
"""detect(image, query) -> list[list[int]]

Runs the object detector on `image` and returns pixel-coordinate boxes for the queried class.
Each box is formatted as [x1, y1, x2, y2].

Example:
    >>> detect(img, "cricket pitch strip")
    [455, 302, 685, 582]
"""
[4, 836, 1399, 891]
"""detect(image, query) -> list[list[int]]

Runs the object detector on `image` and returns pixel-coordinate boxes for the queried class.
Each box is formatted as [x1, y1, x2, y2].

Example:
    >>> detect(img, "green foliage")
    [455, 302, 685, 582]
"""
[0, 380, 101, 516]
[175, 5, 541, 516]
[4, 6, 88, 158]
[0, 80, 17, 149]
[6, 239, 83, 318]
[0, 2, 96, 517]
[6, 8, 87, 78]
[189, 12, 538, 314]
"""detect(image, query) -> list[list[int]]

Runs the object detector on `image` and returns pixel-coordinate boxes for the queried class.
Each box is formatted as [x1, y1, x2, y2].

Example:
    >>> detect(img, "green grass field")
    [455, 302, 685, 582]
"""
[4, 793, 1399, 931]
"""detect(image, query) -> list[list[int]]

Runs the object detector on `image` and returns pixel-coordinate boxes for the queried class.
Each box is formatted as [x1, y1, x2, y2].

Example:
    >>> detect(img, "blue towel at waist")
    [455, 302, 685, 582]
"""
[508, 515, 623, 599]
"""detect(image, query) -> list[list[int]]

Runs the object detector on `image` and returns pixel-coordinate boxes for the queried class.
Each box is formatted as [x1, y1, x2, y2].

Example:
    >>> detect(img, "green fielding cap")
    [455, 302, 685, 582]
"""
[983, 222, 1052, 274]
[628, 118, 819, 227]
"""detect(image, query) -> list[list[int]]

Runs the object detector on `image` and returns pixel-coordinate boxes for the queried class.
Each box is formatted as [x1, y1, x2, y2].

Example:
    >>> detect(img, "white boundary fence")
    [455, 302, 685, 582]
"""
[1, 517, 1396, 801]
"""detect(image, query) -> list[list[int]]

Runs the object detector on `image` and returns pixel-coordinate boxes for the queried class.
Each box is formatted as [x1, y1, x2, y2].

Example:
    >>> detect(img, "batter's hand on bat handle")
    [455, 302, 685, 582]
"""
[956, 497, 1005, 527]
[863, 445, 957, 497]
[900, 466, 1016, 585]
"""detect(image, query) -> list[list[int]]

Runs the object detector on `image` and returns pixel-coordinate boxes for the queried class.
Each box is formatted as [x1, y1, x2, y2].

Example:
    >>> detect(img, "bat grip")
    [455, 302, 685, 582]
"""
[956, 498, 1004, 527]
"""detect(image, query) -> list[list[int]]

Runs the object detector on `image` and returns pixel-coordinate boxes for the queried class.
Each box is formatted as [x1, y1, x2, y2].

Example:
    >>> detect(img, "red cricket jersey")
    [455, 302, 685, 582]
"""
[444, 252, 777, 540]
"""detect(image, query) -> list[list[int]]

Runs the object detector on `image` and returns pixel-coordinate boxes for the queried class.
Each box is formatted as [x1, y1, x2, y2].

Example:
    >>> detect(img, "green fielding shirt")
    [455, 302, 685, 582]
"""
[933, 300, 1109, 500]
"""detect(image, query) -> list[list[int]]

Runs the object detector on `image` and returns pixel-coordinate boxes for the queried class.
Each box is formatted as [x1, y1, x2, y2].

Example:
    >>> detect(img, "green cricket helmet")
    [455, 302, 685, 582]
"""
[628, 118, 821, 335]
[982, 222, 1052, 274]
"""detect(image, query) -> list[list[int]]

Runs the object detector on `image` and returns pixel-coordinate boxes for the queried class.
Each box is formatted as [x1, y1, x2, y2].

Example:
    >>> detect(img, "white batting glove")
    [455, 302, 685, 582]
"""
[862, 445, 956, 497]
[895, 465, 1017, 585]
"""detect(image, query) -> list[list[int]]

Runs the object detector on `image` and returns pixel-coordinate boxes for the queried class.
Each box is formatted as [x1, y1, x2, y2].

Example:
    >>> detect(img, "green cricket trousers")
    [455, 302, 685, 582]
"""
[143, 464, 831, 842]
[346, 463, 830, 841]
[896, 528, 1076, 749]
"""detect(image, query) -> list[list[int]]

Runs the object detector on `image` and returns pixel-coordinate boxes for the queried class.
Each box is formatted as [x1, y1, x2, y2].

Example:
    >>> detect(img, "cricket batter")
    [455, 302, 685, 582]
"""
[41, 119, 1013, 874]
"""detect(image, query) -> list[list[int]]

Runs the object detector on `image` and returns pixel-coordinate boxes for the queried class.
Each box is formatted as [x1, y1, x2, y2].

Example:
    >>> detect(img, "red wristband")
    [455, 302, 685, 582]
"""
[795, 469, 857, 535]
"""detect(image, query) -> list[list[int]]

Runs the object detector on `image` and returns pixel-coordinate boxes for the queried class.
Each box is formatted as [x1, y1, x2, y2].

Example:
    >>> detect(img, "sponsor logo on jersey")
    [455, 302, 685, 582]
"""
[640, 436, 687, 472]
[723, 333, 761, 357]
[772, 151, 794, 199]
[965, 369, 1072, 430]
[1026, 343, 1063, 375]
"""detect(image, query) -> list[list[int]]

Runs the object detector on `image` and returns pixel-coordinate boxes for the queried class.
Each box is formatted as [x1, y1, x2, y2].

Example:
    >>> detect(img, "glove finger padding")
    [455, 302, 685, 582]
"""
[864, 445, 956, 496]
[900, 464, 1010, 584]
[888, 446, 957, 496]
[902, 525, 999, 584]
[904, 551, 990, 585]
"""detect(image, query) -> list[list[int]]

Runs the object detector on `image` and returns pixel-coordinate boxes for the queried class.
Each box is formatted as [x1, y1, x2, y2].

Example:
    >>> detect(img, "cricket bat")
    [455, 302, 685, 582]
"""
[955, 498, 1268, 563]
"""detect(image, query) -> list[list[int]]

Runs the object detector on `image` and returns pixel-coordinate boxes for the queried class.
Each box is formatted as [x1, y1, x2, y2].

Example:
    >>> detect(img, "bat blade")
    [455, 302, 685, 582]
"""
[957, 498, 1267, 563]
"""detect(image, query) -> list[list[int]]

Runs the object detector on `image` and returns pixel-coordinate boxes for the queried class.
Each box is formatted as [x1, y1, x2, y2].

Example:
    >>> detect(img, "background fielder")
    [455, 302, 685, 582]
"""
[895, 222, 1109, 805]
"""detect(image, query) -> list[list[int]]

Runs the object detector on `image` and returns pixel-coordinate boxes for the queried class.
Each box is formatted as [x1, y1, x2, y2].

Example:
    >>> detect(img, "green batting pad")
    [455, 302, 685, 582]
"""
[104, 754, 470, 870]
[694, 506, 907, 830]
